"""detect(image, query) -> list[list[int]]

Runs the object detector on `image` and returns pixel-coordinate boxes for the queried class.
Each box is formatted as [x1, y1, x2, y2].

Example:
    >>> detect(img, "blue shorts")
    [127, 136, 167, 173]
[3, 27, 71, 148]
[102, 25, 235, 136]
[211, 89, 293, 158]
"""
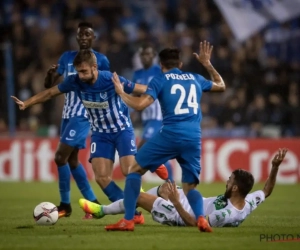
[89, 128, 137, 162]
[135, 130, 201, 184]
[142, 120, 162, 140]
[60, 116, 90, 149]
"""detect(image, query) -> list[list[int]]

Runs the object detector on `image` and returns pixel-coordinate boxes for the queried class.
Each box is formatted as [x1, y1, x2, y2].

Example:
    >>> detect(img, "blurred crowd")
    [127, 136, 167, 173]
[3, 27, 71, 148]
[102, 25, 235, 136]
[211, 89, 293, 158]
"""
[0, 0, 299, 137]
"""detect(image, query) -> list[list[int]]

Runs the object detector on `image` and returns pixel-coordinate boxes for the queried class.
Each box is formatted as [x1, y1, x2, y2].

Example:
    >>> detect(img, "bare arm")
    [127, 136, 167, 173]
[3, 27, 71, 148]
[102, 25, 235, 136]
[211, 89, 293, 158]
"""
[44, 64, 62, 88]
[132, 84, 148, 95]
[263, 148, 288, 198]
[193, 41, 225, 92]
[11, 85, 63, 110]
[172, 201, 197, 227]
[119, 92, 154, 111]
[167, 182, 197, 227]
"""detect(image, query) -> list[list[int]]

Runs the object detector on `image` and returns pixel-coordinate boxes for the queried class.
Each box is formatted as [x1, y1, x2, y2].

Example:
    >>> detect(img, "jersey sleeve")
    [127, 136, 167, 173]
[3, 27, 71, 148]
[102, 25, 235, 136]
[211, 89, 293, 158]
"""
[195, 74, 213, 92]
[245, 190, 265, 208]
[56, 52, 67, 76]
[119, 76, 136, 94]
[57, 75, 78, 93]
[98, 55, 110, 71]
[144, 76, 162, 101]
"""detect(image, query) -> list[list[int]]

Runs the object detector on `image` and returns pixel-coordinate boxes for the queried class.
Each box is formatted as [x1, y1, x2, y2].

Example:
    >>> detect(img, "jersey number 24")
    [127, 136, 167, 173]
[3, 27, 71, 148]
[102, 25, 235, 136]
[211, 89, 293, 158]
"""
[171, 84, 198, 115]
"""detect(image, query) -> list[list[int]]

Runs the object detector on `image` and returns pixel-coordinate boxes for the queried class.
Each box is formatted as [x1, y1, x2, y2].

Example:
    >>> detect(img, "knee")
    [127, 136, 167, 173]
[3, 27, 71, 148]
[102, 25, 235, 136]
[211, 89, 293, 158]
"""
[129, 164, 147, 175]
[182, 183, 197, 195]
[54, 151, 68, 166]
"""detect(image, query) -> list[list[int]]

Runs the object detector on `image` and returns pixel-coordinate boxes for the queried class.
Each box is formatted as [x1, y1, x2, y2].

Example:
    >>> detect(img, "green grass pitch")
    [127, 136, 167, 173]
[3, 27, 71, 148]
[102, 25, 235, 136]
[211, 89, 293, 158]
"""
[0, 181, 299, 250]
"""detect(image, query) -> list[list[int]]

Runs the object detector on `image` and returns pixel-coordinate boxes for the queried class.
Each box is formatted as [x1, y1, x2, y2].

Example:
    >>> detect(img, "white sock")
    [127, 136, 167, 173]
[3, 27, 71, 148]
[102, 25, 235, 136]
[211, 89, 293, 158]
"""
[102, 199, 125, 215]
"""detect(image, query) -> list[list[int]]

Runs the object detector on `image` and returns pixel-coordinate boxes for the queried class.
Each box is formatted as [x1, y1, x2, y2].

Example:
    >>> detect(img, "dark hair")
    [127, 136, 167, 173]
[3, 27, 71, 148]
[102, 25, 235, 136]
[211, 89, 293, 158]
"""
[73, 50, 96, 67]
[158, 48, 180, 69]
[232, 169, 254, 198]
[78, 22, 93, 29]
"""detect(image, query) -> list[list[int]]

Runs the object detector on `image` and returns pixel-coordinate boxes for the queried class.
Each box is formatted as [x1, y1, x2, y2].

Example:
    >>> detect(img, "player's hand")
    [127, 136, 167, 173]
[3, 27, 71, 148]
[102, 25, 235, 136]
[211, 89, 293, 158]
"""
[272, 148, 288, 168]
[111, 72, 124, 95]
[167, 181, 180, 204]
[47, 64, 58, 75]
[11, 96, 26, 110]
[193, 40, 213, 67]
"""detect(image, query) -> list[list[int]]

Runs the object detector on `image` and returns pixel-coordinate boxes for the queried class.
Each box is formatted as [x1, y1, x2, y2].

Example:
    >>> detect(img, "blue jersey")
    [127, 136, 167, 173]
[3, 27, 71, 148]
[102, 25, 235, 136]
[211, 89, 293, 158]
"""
[145, 68, 213, 138]
[132, 65, 162, 123]
[57, 71, 135, 133]
[57, 50, 110, 119]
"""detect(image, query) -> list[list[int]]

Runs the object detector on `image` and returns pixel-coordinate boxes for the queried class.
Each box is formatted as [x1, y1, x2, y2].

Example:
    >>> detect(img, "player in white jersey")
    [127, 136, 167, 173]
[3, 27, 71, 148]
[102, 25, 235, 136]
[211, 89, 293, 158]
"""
[79, 148, 287, 227]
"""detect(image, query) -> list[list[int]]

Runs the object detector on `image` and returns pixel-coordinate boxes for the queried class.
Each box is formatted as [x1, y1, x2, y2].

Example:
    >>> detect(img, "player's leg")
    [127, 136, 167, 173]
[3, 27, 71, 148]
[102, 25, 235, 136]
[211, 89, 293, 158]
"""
[68, 149, 99, 204]
[105, 132, 176, 231]
[140, 121, 171, 180]
[66, 116, 99, 208]
[90, 133, 124, 202]
[79, 192, 156, 217]
[116, 129, 145, 224]
[176, 140, 212, 232]
[54, 141, 74, 218]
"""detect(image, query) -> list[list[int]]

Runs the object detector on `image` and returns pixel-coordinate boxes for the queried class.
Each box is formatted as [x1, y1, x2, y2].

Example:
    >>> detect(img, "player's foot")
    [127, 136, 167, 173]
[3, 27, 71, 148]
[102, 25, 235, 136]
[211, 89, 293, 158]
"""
[82, 213, 93, 220]
[79, 198, 105, 219]
[197, 216, 213, 232]
[155, 164, 169, 180]
[105, 218, 135, 231]
[140, 187, 145, 193]
[57, 202, 72, 218]
[133, 212, 145, 225]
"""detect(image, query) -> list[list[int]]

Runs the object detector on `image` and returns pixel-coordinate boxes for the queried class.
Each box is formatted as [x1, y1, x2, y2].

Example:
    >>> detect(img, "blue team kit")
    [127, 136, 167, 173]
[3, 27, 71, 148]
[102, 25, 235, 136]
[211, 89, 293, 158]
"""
[57, 71, 137, 162]
[135, 68, 213, 184]
[57, 50, 110, 149]
[132, 65, 163, 139]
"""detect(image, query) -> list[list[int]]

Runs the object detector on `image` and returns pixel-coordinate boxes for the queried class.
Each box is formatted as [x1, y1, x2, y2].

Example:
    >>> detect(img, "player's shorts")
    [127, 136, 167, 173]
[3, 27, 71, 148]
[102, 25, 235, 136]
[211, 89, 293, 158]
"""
[151, 197, 183, 226]
[142, 120, 162, 140]
[89, 128, 136, 162]
[60, 116, 90, 149]
[135, 129, 201, 184]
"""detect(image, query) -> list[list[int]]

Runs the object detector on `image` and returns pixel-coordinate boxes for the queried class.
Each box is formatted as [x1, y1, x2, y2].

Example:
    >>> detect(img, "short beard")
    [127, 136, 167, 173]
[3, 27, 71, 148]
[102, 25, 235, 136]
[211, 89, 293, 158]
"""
[224, 187, 233, 199]
[84, 70, 95, 84]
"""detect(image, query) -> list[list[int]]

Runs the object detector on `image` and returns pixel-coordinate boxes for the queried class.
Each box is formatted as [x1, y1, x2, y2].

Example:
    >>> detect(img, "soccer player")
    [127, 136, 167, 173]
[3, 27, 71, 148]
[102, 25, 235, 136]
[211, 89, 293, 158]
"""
[106, 41, 226, 232]
[79, 148, 288, 227]
[132, 44, 173, 181]
[11, 50, 168, 225]
[43, 22, 110, 219]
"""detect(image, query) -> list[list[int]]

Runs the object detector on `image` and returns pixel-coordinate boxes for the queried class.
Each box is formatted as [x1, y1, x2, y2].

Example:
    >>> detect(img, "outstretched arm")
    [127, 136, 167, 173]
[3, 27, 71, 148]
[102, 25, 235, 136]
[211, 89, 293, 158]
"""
[193, 41, 225, 92]
[112, 72, 154, 111]
[11, 85, 63, 110]
[167, 182, 197, 227]
[263, 148, 288, 198]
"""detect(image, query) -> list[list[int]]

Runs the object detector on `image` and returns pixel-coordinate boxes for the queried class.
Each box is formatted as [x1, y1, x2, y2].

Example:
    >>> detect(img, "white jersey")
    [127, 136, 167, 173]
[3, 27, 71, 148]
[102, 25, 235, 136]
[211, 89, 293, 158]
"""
[149, 188, 265, 227]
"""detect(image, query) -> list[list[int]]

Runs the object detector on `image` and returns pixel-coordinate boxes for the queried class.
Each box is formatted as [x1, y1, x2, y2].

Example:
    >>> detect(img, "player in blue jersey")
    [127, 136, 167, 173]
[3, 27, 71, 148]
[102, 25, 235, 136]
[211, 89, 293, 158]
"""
[11, 50, 168, 225]
[132, 44, 173, 181]
[105, 41, 226, 232]
[43, 22, 110, 219]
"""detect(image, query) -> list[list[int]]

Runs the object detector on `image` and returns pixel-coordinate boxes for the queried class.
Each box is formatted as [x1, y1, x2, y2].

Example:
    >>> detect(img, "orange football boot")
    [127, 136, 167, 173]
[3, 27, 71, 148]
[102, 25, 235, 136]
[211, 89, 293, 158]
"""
[105, 218, 135, 231]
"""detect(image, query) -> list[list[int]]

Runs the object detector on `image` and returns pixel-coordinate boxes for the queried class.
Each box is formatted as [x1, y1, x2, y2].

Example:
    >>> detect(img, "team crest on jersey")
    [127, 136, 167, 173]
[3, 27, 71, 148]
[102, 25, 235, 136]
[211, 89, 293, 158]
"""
[100, 92, 107, 100]
[131, 140, 135, 147]
[213, 195, 228, 210]
[69, 130, 76, 137]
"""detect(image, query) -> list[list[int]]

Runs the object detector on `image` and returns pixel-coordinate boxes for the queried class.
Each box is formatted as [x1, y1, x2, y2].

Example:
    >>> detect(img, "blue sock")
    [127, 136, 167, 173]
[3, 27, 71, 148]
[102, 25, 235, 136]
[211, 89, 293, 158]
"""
[124, 173, 142, 220]
[186, 189, 204, 218]
[58, 164, 71, 204]
[71, 163, 97, 202]
[102, 181, 124, 202]
[164, 161, 173, 182]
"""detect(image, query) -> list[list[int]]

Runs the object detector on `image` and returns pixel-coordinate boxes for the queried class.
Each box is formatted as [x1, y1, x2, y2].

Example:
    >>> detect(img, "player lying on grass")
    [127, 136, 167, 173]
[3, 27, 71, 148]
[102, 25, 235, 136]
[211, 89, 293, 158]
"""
[79, 148, 287, 227]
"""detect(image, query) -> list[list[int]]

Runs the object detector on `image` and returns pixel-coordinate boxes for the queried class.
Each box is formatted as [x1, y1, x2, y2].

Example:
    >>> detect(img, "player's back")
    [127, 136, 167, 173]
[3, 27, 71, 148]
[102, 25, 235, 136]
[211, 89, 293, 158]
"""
[154, 68, 212, 138]
[133, 65, 162, 123]
[57, 50, 110, 119]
